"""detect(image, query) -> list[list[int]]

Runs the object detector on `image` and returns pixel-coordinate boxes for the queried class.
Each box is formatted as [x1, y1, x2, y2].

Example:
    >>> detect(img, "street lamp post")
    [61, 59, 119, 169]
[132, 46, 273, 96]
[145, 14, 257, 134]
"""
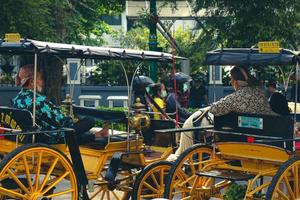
[149, 0, 158, 82]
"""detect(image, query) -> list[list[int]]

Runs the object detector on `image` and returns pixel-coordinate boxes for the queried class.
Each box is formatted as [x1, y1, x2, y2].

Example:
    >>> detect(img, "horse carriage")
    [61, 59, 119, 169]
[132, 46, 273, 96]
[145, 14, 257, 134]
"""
[0, 35, 183, 200]
[159, 47, 300, 199]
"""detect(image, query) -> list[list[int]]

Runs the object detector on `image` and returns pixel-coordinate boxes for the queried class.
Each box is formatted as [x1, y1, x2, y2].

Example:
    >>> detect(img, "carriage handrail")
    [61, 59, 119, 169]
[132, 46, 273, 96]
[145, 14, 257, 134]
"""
[0, 127, 74, 136]
[254, 137, 300, 143]
[206, 129, 284, 140]
[155, 125, 214, 134]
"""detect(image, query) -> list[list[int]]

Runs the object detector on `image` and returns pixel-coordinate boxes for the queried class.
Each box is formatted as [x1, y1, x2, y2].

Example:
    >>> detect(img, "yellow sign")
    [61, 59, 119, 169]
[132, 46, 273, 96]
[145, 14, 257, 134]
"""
[4, 33, 21, 43]
[258, 41, 280, 53]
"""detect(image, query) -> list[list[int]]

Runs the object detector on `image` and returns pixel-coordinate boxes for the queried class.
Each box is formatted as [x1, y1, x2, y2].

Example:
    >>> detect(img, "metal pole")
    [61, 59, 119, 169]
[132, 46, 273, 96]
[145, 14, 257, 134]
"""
[149, 0, 158, 82]
[32, 53, 37, 143]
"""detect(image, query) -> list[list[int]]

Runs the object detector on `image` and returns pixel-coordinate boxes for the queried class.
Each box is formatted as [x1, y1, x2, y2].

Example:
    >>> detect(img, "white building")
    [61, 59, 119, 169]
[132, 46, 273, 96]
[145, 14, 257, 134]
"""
[102, 1, 206, 47]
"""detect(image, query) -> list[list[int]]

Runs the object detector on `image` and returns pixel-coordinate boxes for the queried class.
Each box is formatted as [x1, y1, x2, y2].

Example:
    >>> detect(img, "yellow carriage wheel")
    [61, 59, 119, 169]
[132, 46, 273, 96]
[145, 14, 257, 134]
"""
[266, 157, 300, 200]
[87, 168, 131, 200]
[0, 143, 78, 200]
[132, 161, 172, 200]
[164, 144, 213, 200]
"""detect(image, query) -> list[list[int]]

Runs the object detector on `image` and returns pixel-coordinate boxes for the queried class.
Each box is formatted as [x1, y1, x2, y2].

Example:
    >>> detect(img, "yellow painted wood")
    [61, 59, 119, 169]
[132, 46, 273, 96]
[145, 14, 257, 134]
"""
[216, 142, 290, 163]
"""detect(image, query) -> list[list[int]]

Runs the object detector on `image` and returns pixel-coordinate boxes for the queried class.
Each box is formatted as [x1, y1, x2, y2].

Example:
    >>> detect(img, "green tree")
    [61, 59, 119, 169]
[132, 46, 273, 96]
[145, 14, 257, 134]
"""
[0, 0, 125, 44]
[0, 0, 125, 102]
[187, 0, 300, 49]
[118, 25, 214, 78]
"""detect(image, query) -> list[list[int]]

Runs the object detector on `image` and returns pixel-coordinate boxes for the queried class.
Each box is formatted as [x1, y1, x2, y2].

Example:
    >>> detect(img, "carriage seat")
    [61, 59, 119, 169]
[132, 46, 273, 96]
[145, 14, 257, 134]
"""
[212, 112, 294, 151]
[0, 106, 34, 143]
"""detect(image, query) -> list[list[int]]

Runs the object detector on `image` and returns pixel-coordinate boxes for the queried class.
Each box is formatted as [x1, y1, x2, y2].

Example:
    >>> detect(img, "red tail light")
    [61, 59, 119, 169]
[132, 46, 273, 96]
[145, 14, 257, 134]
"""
[0, 126, 4, 139]
[247, 136, 255, 143]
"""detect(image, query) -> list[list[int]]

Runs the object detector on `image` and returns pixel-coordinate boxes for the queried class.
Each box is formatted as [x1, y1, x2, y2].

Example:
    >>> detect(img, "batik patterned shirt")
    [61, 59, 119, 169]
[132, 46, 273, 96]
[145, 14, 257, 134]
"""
[210, 86, 276, 116]
[11, 88, 71, 143]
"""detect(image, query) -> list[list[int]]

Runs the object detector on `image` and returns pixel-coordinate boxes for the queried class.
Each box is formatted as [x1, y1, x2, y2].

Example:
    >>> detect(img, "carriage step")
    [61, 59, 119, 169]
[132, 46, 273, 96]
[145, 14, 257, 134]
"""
[196, 170, 255, 181]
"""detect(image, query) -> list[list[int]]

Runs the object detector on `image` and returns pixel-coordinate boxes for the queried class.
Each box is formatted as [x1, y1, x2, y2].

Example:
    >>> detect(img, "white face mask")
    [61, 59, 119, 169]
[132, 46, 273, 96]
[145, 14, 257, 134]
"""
[183, 83, 189, 92]
[161, 90, 167, 98]
[37, 86, 43, 93]
[145, 87, 150, 93]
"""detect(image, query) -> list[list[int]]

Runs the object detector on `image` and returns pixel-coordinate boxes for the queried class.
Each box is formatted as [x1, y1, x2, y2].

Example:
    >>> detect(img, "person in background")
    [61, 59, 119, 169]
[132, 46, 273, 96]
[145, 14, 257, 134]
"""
[189, 76, 208, 108]
[266, 81, 290, 115]
[165, 72, 192, 123]
[178, 82, 190, 108]
[132, 75, 154, 111]
[12, 64, 109, 144]
[150, 83, 166, 120]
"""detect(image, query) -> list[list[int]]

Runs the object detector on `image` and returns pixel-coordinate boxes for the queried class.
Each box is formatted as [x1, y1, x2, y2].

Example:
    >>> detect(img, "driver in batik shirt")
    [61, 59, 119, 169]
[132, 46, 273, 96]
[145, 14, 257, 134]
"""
[209, 66, 275, 116]
[12, 64, 108, 144]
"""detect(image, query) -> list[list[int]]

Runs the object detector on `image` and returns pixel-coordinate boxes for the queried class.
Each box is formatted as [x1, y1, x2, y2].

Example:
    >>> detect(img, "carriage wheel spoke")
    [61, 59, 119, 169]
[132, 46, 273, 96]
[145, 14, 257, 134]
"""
[141, 193, 157, 198]
[41, 171, 70, 195]
[112, 191, 120, 200]
[178, 168, 189, 180]
[90, 188, 104, 199]
[181, 196, 192, 200]
[276, 188, 290, 200]
[100, 190, 105, 200]
[7, 169, 30, 194]
[160, 168, 164, 187]
[46, 188, 74, 198]
[34, 151, 43, 191]
[39, 157, 59, 192]
[198, 152, 203, 170]
[0, 186, 26, 199]
[283, 176, 295, 199]
[150, 173, 159, 189]
[143, 181, 158, 193]
[173, 178, 183, 188]
[294, 164, 299, 198]
[106, 191, 110, 199]
[22, 155, 33, 192]
[188, 157, 196, 175]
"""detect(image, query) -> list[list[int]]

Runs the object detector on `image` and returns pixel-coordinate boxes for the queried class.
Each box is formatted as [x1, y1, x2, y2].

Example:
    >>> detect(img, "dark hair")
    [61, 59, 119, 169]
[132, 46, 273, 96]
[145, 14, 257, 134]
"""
[230, 66, 249, 81]
[230, 66, 259, 87]
[16, 64, 42, 87]
[151, 84, 162, 97]
[266, 82, 276, 88]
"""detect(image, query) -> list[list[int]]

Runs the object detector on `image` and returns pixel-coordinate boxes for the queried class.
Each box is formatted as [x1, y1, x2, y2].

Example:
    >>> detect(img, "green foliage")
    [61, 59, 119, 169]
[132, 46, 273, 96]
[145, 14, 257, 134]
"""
[118, 25, 212, 79]
[0, 0, 125, 44]
[95, 106, 127, 131]
[87, 59, 154, 86]
[223, 183, 247, 200]
[187, 0, 300, 50]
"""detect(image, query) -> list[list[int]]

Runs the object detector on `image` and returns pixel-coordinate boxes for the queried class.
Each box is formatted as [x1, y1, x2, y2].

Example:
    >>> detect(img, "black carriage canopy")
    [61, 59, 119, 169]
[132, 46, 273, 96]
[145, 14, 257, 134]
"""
[204, 48, 300, 66]
[0, 39, 184, 61]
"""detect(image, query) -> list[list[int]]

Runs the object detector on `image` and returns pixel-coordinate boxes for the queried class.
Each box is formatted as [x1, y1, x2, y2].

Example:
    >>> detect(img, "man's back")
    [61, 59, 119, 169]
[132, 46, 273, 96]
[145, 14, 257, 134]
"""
[210, 86, 275, 116]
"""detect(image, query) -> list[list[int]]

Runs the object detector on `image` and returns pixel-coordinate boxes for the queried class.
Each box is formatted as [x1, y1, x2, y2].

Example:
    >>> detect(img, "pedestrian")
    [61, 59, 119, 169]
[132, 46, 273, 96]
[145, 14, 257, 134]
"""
[266, 81, 290, 115]
[150, 83, 166, 120]
[189, 75, 208, 108]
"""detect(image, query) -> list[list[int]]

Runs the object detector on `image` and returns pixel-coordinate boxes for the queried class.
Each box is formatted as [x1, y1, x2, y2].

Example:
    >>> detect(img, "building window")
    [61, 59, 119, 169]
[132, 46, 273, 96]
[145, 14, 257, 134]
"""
[102, 15, 122, 25]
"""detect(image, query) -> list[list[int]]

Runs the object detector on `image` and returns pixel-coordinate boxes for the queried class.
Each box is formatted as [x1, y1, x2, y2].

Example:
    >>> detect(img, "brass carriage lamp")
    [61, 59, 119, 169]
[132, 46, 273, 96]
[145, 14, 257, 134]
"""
[61, 94, 75, 120]
[129, 97, 151, 132]
[129, 98, 151, 150]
